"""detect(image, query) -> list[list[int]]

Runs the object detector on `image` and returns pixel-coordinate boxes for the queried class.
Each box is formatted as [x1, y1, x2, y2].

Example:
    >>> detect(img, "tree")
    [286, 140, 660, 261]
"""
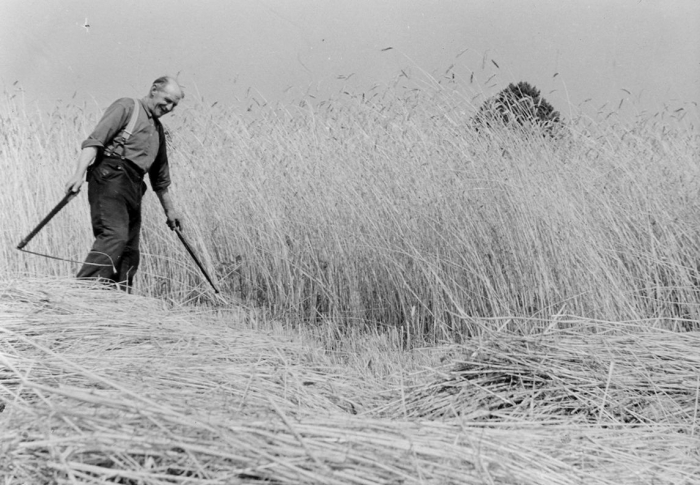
[474, 81, 561, 135]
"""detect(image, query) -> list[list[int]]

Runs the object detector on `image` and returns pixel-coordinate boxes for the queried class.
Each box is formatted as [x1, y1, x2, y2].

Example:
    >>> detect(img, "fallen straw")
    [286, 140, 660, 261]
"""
[1, 278, 699, 484]
[268, 395, 332, 473]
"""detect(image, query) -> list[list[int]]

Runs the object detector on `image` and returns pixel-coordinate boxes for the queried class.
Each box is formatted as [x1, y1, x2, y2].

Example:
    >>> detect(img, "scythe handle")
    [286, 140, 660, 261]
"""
[174, 227, 221, 294]
[17, 191, 79, 250]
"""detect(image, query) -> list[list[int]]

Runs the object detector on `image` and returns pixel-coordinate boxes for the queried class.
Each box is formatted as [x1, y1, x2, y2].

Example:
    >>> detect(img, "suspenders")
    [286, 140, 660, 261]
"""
[104, 98, 140, 159]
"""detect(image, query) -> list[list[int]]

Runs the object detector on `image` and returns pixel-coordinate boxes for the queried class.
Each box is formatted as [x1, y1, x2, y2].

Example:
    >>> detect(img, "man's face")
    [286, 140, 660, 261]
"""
[150, 83, 182, 118]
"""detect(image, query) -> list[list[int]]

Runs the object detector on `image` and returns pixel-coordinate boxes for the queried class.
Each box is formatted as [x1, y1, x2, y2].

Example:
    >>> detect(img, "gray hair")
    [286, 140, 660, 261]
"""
[152, 76, 185, 99]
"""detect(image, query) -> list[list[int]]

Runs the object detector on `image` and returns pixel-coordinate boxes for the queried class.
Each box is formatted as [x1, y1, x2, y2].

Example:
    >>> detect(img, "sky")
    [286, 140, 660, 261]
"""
[1, 0, 698, 122]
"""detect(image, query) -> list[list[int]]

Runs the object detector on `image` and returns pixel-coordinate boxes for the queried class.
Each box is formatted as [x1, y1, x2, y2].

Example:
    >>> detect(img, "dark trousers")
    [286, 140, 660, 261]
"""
[77, 157, 146, 291]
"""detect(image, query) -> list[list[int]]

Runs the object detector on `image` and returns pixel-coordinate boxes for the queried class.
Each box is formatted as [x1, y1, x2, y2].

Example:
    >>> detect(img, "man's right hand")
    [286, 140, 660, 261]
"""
[64, 174, 85, 194]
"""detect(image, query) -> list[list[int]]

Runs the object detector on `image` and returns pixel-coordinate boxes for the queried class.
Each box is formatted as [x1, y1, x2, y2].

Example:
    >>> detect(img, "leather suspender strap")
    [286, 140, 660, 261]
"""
[122, 98, 140, 142]
[104, 98, 140, 158]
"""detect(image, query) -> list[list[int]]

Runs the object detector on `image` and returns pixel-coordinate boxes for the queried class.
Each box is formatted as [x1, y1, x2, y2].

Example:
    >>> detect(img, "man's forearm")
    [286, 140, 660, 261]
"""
[156, 188, 175, 214]
[76, 147, 98, 175]
[156, 188, 183, 230]
[65, 147, 98, 193]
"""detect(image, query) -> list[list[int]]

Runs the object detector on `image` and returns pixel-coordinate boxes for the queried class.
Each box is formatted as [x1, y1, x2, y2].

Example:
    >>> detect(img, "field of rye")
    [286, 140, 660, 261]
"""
[1, 83, 700, 483]
[2, 85, 700, 339]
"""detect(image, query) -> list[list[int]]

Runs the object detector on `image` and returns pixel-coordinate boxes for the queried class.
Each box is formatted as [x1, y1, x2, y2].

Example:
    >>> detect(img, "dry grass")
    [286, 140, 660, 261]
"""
[2, 84, 699, 339]
[375, 324, 700, 426]
[2, 76, 700, 483]
[1, 278, 699, 484]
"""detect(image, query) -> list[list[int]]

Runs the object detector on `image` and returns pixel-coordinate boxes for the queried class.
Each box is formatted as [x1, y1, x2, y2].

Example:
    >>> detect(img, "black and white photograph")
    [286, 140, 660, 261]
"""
[1, 1, 699, 483]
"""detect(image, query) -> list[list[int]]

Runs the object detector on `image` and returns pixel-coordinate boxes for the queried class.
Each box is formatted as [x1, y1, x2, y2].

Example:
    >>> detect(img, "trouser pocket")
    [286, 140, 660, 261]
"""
[96, 160, 126, 183]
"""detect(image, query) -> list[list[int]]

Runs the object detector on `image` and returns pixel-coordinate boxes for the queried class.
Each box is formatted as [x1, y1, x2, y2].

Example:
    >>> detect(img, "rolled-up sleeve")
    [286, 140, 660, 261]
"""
[81, 98, 131, 150]
[148, 124, 171, 194]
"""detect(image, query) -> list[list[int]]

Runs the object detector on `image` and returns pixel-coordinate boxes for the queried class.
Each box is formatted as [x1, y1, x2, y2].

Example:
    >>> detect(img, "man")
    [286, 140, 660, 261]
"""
[64, 76, 184, 291]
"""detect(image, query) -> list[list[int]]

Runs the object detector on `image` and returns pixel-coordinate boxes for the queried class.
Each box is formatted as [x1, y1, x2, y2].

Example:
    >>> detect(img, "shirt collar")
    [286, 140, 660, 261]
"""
[138, 98, 154, 119]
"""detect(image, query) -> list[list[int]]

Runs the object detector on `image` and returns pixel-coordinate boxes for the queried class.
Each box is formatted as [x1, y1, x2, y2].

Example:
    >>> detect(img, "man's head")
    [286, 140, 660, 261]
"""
[146, 76, 184, 118]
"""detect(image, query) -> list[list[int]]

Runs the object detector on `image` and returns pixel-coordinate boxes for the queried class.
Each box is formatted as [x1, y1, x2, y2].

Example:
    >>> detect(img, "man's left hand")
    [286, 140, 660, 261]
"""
[166, 212, 182, 231]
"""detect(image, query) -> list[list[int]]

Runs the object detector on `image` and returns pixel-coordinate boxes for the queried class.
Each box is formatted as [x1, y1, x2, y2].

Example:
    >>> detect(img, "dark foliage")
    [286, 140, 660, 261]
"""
[474, 81, 562, 135]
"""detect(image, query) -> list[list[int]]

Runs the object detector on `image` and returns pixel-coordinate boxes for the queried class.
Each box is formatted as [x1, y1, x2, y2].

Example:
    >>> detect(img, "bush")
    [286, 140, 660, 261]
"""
[474, 81, 561, 135]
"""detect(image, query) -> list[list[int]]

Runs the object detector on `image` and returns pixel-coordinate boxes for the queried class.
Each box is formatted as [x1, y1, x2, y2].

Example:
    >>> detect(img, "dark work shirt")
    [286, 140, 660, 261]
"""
[82, 98, 171, 193]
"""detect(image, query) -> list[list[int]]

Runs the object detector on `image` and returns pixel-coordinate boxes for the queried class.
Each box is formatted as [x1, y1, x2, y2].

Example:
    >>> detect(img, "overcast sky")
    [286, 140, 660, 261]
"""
[1, 0, 698, 121]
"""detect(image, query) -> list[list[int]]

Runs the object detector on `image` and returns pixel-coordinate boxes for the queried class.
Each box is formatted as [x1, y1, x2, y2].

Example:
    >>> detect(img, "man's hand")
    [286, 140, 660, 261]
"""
[166, 211, 182, 231]
[64, 174, 84, 194]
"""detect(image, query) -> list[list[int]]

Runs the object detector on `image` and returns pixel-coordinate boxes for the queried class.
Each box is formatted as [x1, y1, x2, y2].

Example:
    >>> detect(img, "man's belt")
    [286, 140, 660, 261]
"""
[102, 155, 147, 178]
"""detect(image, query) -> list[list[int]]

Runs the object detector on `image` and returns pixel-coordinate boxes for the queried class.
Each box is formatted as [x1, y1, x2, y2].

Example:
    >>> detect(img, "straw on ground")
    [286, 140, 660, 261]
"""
[1, 278, 698, 484]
